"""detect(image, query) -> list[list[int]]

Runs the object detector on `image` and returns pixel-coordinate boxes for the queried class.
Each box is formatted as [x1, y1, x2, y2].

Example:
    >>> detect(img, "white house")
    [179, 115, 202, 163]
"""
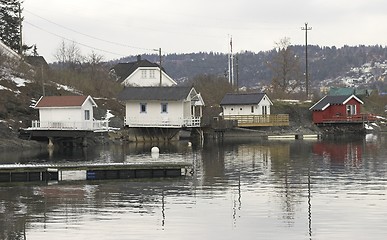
[31, 95, 108, 131]
[220, 92, 273, 116]
[117, 87, 205, 128]
[219, 92, 288, 127]
[110, 56, 177, 87]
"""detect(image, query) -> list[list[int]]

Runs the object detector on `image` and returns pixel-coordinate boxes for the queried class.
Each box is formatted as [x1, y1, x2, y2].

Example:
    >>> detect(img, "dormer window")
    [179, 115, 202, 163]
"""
[150, 70, 155, 78]
[141, 70, 147, 78]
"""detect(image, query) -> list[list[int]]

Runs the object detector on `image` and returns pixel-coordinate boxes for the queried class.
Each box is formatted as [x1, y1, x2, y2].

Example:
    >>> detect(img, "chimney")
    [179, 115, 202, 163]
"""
[137, 55, 141, 62]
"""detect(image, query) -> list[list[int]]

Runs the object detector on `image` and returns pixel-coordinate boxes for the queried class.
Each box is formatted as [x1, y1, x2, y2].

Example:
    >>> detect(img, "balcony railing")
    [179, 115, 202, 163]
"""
[30, 120, 109, 131]
[321, 114, 377, 123]
[125, 117, 201, 128]
[223, 114, 289, 127]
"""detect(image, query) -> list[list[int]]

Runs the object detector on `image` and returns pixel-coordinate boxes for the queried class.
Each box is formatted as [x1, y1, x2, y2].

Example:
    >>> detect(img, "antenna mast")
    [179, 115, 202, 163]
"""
[301, 23, 312, 98]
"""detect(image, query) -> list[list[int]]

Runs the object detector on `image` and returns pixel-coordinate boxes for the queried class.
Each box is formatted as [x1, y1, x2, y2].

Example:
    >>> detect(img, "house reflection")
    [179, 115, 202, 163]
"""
[312, 140, 363, 166]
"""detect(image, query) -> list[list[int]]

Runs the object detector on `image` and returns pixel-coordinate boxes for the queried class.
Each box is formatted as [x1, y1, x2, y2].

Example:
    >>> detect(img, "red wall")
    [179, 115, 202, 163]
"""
[312, 98, 362, 124]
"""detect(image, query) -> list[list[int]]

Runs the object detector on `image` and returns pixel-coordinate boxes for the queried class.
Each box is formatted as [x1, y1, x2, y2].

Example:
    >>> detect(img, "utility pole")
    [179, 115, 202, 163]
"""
[235, 54, 239, 92]
[158, 48, 162, 86]
[230, 36, 234, 86]
[18, 2, 23, 55]
[41, 65, 45, 96]
[301, 23, 312, 98]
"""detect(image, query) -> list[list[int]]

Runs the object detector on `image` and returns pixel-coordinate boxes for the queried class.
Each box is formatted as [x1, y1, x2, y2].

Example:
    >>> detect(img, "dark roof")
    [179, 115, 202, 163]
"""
[110, 59, 161, 81]
[220, 93, 268, 105]
[309, 95, 363, 111]
[34, 95, 96, 108]
[117, 87, 192, 101]
[25, 56, 48, 68]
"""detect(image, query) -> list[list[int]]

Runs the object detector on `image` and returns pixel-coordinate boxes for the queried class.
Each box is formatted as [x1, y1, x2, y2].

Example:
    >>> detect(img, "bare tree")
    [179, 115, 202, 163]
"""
[269, 37, 303, 97]
[54, 40, 83, 69]
[191, 74, 233, 107]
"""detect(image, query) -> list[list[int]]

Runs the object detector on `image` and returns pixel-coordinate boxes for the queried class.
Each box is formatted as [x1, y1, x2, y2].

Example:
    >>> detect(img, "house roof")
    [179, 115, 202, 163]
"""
[34, 95, 97, 108]
[309, 94, 363, 111]
[220, 93, 271, 105]
[110, 59, 162, 82]
[117, 87, 193, 101]
[24, 56, 49, 68]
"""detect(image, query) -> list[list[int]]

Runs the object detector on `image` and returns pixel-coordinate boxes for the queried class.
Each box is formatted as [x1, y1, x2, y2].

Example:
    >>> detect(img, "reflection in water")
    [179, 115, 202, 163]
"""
[0, 135, 387, 239]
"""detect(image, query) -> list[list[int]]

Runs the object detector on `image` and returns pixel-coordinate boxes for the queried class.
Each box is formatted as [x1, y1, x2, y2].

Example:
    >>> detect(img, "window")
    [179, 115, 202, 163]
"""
[140, 103, 147, 113]
[251, 106, 254, 113]
[346, 105, 356, 115]
[84, 110, 90, 120]
[262, 106, 268, 115]
[161, 103, 168, 113]
[150, 70, 155, 78]
[141, 70, 147, 78]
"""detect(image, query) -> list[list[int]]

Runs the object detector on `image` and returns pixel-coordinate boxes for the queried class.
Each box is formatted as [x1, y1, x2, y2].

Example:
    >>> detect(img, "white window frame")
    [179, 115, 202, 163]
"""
[150, 70, 155, 79]
[141, 70, 147, 79]
[84, 110, 90, 120]
[346, 104, 356, 115]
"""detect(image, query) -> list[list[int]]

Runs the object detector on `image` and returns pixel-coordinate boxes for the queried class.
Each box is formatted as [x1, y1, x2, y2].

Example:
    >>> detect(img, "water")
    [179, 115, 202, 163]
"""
[1, 134, 387, 240]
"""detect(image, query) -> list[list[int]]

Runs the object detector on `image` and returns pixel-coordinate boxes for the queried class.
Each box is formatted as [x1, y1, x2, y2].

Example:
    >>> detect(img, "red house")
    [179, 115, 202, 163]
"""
[309, 94, 375, 124]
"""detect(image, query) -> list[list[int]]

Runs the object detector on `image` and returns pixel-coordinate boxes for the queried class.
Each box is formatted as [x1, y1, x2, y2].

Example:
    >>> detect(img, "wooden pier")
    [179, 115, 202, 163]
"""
[0, 162, 192, 183]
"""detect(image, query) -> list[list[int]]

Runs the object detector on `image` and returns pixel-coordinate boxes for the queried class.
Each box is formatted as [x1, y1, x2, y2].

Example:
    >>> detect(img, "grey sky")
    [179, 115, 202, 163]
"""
[23, 0, 387, 62]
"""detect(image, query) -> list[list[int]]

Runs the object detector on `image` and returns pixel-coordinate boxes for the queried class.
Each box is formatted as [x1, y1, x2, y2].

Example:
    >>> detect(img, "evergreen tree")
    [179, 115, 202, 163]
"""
[0, 0, 22, 53]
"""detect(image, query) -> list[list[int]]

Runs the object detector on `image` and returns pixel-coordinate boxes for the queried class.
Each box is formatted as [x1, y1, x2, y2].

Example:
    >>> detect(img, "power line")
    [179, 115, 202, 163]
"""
[24, 9, 157, 52]
[24, 21, 125, 57]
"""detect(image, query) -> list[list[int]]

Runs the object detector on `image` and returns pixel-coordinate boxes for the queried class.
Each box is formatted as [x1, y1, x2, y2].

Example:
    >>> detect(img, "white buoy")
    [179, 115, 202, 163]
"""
[151, 146, 159, 153]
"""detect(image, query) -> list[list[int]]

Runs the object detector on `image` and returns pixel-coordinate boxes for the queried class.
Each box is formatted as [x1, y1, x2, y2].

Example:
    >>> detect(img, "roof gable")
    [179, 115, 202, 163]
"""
[34, 95, 97, 108]
[309, 94, 363, 111]
[117, 87, 193, 101]
[110, 59, 161, 81]
[220, 93, 271, 105]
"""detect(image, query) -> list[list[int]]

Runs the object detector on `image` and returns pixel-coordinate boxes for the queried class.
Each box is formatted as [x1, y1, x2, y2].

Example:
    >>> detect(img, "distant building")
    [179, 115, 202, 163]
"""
[24, 56, 49, 69]
[328, 87, 372, 97]
[110, 56, 177, 87]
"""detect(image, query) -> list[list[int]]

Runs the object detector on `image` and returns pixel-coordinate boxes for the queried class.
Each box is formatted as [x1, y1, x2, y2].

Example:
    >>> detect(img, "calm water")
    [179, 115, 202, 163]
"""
[1, 134, 387, 240]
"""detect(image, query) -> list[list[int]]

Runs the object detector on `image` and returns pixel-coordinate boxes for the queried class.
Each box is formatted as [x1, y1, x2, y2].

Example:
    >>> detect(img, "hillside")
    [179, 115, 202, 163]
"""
[0, 56, 124, 149]
[117, 45, 387, 93]
[2, 44, 387, 149]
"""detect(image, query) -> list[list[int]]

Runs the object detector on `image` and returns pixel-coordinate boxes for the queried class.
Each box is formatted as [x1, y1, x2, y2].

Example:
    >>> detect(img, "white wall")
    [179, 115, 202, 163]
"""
[125, 100, 186, 126]
[222, 97, 272, 116]
[39, 99, 94, 123]
[122, 67, 176, 87]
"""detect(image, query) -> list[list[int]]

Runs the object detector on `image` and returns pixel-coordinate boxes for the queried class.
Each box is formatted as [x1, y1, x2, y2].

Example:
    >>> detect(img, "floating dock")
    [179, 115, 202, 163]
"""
[268, 134, 320, 140]
[0, 162, 192, 183]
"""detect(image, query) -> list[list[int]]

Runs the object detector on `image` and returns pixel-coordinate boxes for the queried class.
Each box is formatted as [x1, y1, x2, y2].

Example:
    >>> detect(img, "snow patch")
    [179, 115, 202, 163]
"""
[105, 110, 114, 120]
[12, 77, 30, 87]
[55, 83, 82, 94]
[0, 85, 11, 91]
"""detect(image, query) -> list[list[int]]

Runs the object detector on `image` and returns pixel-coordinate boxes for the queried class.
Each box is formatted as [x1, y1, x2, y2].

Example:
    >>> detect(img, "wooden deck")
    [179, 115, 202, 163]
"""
[223, 114, 289, 127]
[319, 114, 377, 124]
[0, 162, 192, 183]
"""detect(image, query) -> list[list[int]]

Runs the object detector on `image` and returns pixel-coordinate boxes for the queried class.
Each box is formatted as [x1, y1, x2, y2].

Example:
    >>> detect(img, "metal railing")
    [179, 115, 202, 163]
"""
[223, 114, 289, 127]
[30, 120, 109, 131]
[124, 117, 201, 128]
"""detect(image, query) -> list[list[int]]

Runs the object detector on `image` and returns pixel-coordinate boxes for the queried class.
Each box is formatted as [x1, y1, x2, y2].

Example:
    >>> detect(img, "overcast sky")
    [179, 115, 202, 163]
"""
[23, 0, 387, 63]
